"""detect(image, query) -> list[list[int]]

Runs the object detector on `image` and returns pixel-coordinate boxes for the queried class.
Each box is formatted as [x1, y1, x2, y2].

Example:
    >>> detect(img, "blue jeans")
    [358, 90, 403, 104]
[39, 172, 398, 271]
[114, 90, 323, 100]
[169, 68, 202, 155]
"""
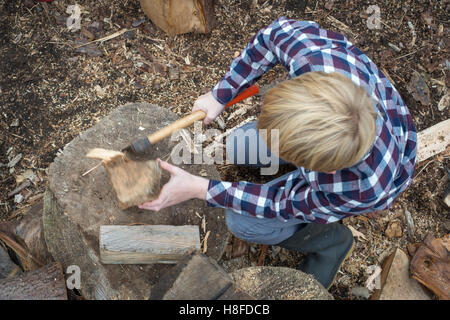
[224, 121, 307, 245]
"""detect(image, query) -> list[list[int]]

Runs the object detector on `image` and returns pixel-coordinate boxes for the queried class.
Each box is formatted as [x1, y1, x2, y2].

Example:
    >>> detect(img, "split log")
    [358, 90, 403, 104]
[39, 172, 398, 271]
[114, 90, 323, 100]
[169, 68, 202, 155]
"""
[150, 252, 254, 300]
[43, 103, 227, 300]
[370, 248, 431, 300]
[0, 200, 53, 272]
[417, 118, 450, 162]
[0, 245, 21, 279]
[410, 234, 449, 300]
[100, 225, 201, 264]
[139, 0, 216, 35]
[230, 266, 334, 300]
[13, 200, 53, 269]
[0, 262, 67, 300]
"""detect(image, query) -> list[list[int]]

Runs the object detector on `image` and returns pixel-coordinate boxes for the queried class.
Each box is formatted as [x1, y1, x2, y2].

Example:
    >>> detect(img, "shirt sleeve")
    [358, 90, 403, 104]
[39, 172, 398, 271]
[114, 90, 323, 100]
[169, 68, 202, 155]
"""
[211, 17, 319, 105]
[205, 178, 372, 224]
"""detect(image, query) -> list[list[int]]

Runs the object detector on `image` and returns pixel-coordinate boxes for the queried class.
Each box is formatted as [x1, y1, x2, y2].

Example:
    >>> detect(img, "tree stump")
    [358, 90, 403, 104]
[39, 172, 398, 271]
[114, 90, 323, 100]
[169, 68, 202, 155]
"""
[43, 103, 227, 300]
[230, 266, 334, 300]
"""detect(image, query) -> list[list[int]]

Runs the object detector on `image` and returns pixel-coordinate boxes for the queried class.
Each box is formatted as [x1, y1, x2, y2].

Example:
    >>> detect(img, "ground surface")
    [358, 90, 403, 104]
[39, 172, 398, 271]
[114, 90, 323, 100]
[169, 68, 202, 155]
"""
[0, 0, 449, 300]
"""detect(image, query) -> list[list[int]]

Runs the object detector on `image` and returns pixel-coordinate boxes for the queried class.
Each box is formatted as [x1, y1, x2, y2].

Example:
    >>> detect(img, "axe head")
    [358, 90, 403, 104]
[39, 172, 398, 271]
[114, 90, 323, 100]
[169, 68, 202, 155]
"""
[122, 137, 153, 158]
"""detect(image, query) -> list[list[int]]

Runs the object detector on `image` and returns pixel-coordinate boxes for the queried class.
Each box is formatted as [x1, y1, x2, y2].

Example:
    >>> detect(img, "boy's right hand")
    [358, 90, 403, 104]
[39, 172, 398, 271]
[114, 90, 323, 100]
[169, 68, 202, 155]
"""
[192, 91, 225, 125]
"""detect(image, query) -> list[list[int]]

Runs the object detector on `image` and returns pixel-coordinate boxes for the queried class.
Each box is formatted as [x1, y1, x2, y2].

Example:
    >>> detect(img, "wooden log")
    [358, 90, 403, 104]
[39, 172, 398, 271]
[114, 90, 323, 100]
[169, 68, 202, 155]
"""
[100, 225, 201, 264]
[13, 200, 53, 269]
[0, 245, 21, 279]
[139, 0, 216, 35]
[370, 248, 431, 300]
[0, 200, 53, 273]
[0, 262, 67, 300]
[417, 118, 450, 162]
[150, 252, 254, 300]
[410, 234, 449, 300]
[231, 266, 333, 300]
[43, 103, 227, 300]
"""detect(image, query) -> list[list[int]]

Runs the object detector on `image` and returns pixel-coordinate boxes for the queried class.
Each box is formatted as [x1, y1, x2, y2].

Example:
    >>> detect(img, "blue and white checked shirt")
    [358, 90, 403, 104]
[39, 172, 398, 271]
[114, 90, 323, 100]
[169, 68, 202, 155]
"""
[206, 17, 417, 223]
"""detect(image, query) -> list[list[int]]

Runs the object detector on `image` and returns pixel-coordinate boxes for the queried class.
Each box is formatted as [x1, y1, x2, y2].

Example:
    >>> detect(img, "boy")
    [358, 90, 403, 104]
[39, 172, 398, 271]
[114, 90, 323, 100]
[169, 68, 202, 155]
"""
[139, 17, 417, 289]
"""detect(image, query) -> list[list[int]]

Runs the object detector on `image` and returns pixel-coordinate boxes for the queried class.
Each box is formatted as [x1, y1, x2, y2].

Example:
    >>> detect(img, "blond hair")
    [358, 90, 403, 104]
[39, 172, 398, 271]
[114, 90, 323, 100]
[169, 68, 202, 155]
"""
[257, 72, 377, 172]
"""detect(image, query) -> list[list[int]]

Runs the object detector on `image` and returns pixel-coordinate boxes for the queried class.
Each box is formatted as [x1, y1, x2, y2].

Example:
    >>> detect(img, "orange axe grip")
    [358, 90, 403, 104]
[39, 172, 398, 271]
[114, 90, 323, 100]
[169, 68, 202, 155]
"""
[224, 84, 259, 108]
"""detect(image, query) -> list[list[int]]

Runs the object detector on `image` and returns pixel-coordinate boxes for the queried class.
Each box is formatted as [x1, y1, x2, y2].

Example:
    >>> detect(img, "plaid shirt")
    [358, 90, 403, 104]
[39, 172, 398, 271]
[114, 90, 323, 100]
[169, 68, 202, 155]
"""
[207, 17, 417, 223]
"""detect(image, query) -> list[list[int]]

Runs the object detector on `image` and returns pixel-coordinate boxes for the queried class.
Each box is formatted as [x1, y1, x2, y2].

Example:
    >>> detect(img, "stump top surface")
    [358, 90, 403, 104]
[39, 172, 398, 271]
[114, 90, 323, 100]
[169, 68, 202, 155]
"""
[231, 266, 333, 300]
[46, 103, 227, 299]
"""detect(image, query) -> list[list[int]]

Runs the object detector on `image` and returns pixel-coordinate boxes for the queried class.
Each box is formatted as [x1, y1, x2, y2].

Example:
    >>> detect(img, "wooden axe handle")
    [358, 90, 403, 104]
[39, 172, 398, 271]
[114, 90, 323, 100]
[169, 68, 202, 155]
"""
[148, 110, 205, 144]
[147, 84, 259, 144]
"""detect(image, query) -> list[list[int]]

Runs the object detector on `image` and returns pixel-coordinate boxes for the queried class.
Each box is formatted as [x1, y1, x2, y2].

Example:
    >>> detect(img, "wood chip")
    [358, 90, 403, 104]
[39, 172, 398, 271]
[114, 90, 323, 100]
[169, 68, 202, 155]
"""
[348, 225, 367, 241]
[365, 265, 382, 291]
[202, 230, 211, 253]
[385, 220, 403, 238]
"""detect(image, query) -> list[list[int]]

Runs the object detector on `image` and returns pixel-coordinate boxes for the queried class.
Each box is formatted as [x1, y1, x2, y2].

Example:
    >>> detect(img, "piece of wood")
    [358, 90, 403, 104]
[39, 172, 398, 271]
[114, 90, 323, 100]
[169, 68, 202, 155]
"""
[13, 200, 53, 269]
[410, 234, 449, 300]
[0, 231, 43, 272]
[417, 118, 450, 162]
[370, 248, 431, 300]
[85, 148, 124, 161]
[0, 200, 52, 274]
[100, 225, 201, 264]
[231, 266, 334, 300]
[139, 0, 216, 36]
[0, 245, 22, 279]
[43, 103, 227, 300]
[149, 252, 254, 300]
[0, 262, 67, 300]
[86, 148, 162, 209]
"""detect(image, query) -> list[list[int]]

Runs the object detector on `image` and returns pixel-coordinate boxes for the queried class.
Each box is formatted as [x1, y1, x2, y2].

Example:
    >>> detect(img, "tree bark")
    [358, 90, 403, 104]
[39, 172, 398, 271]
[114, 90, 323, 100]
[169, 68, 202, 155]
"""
[410, 235, 449, 300]
[0, 262, 67, 300]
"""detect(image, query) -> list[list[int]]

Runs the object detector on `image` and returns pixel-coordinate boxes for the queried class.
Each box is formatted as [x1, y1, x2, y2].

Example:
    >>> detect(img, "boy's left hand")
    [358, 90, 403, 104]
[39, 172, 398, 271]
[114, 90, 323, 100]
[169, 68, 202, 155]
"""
[138, 159, 209, 212]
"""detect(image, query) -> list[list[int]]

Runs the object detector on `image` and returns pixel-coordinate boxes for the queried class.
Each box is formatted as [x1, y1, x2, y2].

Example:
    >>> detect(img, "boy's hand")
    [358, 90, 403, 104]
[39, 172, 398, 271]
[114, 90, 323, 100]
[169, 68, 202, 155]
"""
[192, 91, 225, 125]
[138, 159, 209, 212]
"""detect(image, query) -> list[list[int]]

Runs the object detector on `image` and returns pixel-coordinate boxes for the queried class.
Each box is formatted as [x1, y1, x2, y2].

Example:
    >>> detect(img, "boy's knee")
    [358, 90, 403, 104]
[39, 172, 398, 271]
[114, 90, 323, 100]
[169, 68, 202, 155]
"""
[225, 210, 294, 244]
